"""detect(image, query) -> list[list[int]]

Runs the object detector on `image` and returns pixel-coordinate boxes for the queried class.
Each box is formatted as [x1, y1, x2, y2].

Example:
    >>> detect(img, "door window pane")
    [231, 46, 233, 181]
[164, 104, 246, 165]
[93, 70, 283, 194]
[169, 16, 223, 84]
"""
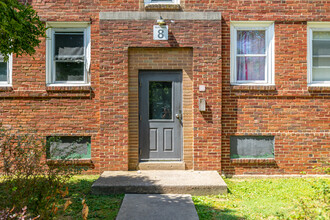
[149, 81, 172, 120]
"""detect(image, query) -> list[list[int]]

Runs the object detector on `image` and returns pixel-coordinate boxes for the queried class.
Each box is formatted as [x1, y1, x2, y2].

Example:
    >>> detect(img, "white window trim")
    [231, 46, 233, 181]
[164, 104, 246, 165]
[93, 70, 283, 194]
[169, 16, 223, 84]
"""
[230, 21, 275, 86]
[144, 0, 179, 5]
[0, 54, 12, 87]
[307, 22, 330, 87]
[46, 22, 91, 87]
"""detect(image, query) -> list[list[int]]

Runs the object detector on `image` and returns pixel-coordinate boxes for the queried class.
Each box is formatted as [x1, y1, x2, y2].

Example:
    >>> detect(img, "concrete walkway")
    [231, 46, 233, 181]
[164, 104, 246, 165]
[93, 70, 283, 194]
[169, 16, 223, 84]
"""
[116, 194, 199, 220]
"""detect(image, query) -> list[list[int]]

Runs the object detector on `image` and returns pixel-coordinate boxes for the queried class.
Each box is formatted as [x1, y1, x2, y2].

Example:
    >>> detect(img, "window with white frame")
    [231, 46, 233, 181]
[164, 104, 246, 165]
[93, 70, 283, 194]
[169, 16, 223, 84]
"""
[0, 54, 12, 86]
[307, 22, 330, 86]
[230, 21, 275, 85]
[46, 22, 91, 86]
[144, 0, 179, 4]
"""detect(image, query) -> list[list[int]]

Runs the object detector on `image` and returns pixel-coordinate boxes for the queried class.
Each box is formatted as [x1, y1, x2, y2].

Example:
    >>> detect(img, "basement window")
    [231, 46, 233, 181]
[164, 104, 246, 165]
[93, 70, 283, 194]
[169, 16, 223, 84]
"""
[0, 54, 12, 86]
[47, 136, 91, 160]
[46, 22, 91, 86]
[307, 22, 330, 87]
[230, 136, 275, 159]
[230, 21, 275, 85]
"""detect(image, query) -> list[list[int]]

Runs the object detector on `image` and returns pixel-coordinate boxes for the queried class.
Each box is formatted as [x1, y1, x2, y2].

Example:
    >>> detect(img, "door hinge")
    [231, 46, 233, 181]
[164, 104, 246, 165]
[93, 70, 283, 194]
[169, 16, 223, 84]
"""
[139, 82, 142, 87]
[140, 115, 142, 121]
[139, 148, 141, 155]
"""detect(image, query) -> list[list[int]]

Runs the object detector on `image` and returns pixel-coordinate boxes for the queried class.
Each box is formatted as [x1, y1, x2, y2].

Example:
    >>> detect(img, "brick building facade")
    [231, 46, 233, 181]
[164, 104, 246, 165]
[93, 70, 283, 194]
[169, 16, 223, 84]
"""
[0, 0, 329, 175]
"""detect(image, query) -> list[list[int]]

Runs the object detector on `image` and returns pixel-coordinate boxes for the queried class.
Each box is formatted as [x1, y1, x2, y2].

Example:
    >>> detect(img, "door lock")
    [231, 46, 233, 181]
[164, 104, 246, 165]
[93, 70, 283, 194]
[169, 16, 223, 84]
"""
[175, 111, 182, 121]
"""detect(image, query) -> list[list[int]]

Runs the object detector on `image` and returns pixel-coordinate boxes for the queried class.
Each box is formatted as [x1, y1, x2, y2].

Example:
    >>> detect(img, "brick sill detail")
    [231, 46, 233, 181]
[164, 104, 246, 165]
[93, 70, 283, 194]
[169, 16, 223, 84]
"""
[231, 158, 276, 164]
[46, 86, 92, 93]
[0, 86, 13, 92]
[46, 159, 94, 167]
[231, 85, 276, 91]
[145, 3, 181, 11]
[308, 86, 330, 92]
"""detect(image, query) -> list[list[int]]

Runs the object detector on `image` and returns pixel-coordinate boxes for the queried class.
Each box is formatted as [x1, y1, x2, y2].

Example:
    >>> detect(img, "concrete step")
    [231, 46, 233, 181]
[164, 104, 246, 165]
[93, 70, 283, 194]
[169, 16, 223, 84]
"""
[91, 170, 227, 196]
[138, 161, 185, 170]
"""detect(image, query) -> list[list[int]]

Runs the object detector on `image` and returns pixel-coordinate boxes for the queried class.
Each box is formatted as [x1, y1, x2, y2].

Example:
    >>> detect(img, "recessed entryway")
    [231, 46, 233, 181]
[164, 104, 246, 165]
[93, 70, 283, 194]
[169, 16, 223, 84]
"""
[128, 48, 193, 170]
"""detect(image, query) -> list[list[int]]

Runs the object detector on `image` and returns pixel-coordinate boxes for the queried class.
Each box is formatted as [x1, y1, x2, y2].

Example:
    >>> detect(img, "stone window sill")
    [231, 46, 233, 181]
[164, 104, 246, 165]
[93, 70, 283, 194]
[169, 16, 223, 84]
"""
[231, 85, 276, 91]
[145, 3, 181, 11]
[231, 158, 276, 164]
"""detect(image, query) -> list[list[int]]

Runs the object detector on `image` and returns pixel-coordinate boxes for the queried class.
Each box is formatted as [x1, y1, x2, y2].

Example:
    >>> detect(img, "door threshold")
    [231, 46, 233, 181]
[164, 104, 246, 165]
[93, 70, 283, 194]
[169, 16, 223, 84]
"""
[138, 161, 186, 170]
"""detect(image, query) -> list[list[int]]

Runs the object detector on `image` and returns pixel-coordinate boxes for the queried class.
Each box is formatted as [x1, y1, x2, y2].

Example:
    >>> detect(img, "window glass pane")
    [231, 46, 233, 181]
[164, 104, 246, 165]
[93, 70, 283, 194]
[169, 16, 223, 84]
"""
[313, 57, 330, 67]
[0, 62, 7, 82]
[313, 31, 330, 40]
[230, 136, 274, 159]
[47, 136, 91, 159]
[237, 56, 266, 81]
[55, 33, 84, 60]
[149, 81, 172, 120]
[312, 68, 330, 81]
[313, 39, 330, 56]
[55, 62, 84, 81]
[237, 30, 265, 54]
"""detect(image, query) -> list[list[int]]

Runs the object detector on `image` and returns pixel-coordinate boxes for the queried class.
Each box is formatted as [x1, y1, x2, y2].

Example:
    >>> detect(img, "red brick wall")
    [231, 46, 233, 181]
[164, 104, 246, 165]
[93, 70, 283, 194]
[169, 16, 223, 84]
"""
[0, 1, 329, 174]
[217, 1, 330, 175]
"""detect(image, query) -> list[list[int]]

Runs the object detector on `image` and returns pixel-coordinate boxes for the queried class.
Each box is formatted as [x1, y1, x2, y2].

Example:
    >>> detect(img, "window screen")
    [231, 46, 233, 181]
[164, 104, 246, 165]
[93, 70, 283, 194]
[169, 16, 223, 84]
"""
[47, 136, 91, 159]
[230, 136, 274, 159]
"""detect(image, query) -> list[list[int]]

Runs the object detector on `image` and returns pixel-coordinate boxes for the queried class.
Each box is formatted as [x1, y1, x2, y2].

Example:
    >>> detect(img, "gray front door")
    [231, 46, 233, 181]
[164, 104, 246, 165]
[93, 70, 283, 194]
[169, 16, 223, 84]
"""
[139, 70, 182, 161]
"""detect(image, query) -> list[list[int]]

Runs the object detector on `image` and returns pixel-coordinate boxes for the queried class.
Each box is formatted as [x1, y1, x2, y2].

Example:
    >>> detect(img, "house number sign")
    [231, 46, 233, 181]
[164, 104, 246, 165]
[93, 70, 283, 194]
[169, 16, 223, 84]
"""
[153, 25, 168, 40]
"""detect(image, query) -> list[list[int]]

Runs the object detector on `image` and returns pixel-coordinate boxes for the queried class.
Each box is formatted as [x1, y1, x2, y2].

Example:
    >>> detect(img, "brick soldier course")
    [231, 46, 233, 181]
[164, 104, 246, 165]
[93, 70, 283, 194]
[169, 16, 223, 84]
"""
[0, 1, 329, 175]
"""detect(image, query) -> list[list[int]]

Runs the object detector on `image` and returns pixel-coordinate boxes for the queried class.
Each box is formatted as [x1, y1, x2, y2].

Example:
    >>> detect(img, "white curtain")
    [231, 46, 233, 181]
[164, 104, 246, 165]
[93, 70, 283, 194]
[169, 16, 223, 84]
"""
[237, 30, 266, 81]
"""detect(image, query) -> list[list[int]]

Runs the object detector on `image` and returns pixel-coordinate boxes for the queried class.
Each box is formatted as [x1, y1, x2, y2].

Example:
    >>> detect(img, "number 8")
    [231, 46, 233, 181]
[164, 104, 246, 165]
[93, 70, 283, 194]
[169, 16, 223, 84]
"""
[158, 29, 164, 39]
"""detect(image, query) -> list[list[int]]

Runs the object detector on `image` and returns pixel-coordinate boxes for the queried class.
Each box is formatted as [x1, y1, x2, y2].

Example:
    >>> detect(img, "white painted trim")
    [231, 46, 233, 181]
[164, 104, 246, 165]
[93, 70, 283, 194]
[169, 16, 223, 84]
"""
[230, 21, 275, 86]
[307, 22, 330, 87]
[0, 54, 12, 87]
[230, 21, 274, 28]
[47, 83, 91, 87]
[144, 0, 179, 5]
[46, 24, 91, 86]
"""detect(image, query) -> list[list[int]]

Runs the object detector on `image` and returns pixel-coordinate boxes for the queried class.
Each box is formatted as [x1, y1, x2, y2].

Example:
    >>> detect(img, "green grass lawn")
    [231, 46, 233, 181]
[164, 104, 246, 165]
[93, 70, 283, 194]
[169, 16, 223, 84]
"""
[60, 176, 329, 220]
[56, 175, 124, 220]
[3, 175, 327, 219]
[192, 178, 330, 220]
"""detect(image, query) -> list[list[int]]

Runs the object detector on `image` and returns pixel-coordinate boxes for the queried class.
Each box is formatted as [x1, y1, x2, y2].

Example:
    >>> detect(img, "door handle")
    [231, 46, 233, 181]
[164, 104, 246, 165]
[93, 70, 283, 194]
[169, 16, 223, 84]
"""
[175, 113, 182, 120]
